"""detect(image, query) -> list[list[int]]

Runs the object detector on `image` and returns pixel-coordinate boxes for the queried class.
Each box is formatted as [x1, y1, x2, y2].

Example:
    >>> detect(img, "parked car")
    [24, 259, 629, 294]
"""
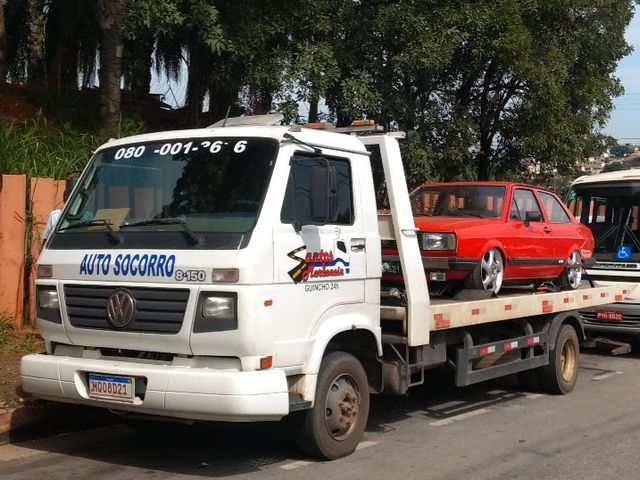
[382, 182, 594, 295]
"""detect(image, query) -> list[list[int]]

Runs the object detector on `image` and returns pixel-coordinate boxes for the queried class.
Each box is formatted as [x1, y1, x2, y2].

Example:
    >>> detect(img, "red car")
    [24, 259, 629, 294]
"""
[382, 182, 594, 295]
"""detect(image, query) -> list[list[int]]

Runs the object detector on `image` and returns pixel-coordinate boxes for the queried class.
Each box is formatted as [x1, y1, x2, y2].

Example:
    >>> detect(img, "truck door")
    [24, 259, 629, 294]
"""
[272, 151, 367, 367]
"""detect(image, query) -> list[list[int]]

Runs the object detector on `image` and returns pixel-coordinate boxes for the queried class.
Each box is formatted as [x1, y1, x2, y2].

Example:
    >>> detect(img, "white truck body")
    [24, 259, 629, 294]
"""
[21, 124, 634, 458]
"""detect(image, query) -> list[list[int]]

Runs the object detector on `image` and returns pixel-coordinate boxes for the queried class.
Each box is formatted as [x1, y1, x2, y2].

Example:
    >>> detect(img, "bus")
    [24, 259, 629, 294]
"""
[568, 169, 640, 336]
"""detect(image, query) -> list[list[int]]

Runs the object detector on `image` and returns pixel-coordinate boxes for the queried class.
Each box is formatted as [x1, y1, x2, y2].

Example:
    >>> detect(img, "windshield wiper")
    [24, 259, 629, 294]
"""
[57, 219, 122, 244]
[121, 218, 204, 247]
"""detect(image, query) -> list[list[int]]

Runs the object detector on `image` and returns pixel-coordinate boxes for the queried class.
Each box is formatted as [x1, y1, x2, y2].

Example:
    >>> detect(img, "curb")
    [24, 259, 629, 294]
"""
[0, 401, 116, 445]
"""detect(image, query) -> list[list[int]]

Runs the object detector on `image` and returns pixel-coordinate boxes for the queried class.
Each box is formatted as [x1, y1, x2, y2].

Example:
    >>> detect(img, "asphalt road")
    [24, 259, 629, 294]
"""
[1, 349, 639, 479]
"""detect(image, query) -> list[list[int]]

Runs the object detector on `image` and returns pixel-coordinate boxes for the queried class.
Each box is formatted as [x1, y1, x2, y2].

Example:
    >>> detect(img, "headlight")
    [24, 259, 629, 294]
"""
[38, 288, 59, 309]
[421, 232, 456, 251]
[202, 296, 235, 320]
[194, 293, 238, 333]
[36, 286, 61, 324]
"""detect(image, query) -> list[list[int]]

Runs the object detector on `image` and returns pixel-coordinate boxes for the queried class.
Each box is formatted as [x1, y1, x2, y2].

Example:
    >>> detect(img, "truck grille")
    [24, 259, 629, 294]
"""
[580, 311, 640, 328]
[64, 285, 189, 334]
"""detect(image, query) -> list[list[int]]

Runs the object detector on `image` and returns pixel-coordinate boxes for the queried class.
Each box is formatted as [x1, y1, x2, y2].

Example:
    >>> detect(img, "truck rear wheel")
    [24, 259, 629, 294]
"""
[539, 324, 579, 394]
[294, 352, 370, 459]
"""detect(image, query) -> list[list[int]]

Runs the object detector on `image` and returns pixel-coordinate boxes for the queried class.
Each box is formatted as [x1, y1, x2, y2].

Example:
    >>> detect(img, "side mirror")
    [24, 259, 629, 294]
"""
[310, 164, 338, 224]
[524, 210, 542, 227]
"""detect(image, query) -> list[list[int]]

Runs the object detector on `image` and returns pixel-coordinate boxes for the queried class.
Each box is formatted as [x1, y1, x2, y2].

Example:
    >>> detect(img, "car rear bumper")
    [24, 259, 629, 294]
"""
[580, 303, 640, 336]
[21, 353, 290, 422]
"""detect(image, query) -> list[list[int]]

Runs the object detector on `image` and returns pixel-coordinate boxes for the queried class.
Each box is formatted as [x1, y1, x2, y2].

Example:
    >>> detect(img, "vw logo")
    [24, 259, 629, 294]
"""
[106, 290, 135, 328]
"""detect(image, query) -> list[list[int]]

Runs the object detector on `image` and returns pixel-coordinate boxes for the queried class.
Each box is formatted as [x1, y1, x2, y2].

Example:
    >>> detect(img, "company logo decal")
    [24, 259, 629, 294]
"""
[287, 240, 350, 283]
[79, 253, 176, 278]
[106, 290, 135, 328]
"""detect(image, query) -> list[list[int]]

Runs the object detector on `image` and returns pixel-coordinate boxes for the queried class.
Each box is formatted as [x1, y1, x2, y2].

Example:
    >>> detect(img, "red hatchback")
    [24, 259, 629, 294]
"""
[382, 182, 594, 295]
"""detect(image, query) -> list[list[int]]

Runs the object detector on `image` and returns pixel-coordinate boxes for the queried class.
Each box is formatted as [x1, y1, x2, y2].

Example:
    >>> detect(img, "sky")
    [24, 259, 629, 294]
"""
[605, 7, 640, 142]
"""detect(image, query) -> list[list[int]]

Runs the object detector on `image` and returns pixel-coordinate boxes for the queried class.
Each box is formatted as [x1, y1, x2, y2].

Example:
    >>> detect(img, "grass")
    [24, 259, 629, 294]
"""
[0, 115, 145, 180]
[0, 312, 44, 354]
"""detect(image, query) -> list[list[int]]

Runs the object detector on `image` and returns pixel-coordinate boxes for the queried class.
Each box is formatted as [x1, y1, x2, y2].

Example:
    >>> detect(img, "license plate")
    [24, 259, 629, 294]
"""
[383, 261, 402, 275]
[88, 373, 135, 402]
[596, 310, 624, 321]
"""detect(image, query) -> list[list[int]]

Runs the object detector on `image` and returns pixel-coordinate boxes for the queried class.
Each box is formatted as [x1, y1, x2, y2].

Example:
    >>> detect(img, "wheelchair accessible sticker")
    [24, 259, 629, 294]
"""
[617, 245, 632, 260]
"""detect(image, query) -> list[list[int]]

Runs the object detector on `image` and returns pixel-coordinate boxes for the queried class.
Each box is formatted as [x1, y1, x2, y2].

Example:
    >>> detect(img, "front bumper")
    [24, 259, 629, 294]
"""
[580, 302, 640, 337]
[382, 254, 477, 272]
[21, 354, 289, 422]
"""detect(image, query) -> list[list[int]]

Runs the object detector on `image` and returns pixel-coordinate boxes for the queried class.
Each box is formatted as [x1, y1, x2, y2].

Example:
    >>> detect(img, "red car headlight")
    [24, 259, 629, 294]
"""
[421, 232, 456, 251]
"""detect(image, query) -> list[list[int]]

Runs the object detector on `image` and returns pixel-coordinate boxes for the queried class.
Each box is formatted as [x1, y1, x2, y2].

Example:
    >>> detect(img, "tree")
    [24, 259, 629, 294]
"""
[0, 0, 6, 81]
[96, 0, 127, 141]
[610, 144, 633, 157]
[26, 0, 44, 81]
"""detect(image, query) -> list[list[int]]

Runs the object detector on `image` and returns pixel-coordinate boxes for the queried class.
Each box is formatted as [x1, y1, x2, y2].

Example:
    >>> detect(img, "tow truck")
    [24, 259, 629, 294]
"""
[21, 116, 634, 459]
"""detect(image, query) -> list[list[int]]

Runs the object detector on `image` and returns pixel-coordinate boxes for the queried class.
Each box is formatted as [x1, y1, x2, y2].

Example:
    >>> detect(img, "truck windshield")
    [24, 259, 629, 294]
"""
[568, 184, 640, 262]
[50, 137, 278, 250]
[410, 185, 506, 218]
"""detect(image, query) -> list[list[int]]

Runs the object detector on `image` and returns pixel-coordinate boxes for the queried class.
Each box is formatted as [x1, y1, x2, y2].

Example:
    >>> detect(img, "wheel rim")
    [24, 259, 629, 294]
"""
[480, 248, 504, 294]
[324, 374, 361, 441]
[565, 251, 582, 289]
[559, 336, 577, 382]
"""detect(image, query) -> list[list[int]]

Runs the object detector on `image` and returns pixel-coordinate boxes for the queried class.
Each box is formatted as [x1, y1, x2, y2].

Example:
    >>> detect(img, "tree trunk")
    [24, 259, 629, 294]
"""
[27, 0, 45, 82]
[308, 98, 319, 123]
[0, 0, 6, 82]
[96, 0, 127, 142]
[186, 45, 208, 127]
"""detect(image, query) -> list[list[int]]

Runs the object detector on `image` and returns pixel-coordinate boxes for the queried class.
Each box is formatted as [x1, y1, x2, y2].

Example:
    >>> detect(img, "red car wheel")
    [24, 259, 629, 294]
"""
[556, 251, 582, 290]
[465, 248, 504, 295]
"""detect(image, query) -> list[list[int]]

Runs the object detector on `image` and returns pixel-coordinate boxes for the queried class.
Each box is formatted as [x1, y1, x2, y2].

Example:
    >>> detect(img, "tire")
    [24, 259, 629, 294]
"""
[556, 251, 582, 290]
[539, 324, 579, 394]
[293, 352, 370, 460]
[465, 248, 504, 295]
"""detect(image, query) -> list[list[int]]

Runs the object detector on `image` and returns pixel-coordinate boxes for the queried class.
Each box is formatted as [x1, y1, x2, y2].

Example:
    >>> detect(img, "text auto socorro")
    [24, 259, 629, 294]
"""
[79, 253, 176, 278]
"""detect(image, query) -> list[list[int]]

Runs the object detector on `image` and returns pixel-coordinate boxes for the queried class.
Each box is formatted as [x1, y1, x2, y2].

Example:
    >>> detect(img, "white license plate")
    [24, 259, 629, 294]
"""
[88, 373, 135, 402]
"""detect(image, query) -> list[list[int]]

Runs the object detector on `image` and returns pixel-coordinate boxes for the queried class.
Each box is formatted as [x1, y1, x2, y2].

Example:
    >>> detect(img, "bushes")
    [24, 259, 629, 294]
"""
[0, 117, 145, 179]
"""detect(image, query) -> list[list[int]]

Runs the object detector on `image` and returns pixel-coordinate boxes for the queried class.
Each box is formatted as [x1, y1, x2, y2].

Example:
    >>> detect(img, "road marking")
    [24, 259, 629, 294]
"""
[0, 445, 43, 462]
[428, 400, 467, 412]
[355, 440, 379, 451]
[279, 440, 380, 469]
[429, 408, 491, 426]
[280, 460, 313, 470]
[591, 371, 623, 381]
[487, 389, 508, 395]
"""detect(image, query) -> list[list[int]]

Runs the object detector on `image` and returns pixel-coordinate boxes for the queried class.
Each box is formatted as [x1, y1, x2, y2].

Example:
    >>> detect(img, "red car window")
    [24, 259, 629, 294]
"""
[538, 191, 571, 224]
[511, 189, 543, 221]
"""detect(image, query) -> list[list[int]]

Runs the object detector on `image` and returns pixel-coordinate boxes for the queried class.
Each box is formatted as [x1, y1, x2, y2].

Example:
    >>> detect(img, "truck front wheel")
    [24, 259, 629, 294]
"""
[539, 324, 579, 394]
[294, 352, 370, 459]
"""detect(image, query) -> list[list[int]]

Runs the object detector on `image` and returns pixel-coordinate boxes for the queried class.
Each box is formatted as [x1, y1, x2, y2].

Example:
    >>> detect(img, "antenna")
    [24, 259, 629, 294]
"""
[222, 106, 231, 127]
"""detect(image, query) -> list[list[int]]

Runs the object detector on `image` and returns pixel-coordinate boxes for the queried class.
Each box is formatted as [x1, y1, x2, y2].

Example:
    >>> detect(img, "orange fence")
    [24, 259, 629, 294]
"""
[0, 175, 65, 329]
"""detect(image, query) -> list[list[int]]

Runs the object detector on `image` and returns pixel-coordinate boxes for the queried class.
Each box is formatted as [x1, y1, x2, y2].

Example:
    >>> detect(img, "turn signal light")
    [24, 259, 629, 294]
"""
[259, 356, 273, 370]
[37, 264, 53, 278]
[211, 268, 239, 283]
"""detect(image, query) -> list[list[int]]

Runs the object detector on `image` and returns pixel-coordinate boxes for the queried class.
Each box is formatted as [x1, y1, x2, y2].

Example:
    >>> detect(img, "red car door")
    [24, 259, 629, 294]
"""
[505, 188, 556, 279]
[536, 190, 578, 271]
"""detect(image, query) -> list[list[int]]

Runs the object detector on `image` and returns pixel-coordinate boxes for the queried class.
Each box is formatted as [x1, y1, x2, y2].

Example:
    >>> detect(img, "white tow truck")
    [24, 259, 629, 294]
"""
[21, 117, 634, 459]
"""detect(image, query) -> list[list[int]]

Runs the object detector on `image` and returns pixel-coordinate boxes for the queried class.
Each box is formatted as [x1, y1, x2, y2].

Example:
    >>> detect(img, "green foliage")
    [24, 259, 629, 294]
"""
[0, 118, 96, 178]
[0, 0, 637, 183]
[0, 312, 43, 353]
[601, 161, 627, 173]
[610, 144, 634, 157]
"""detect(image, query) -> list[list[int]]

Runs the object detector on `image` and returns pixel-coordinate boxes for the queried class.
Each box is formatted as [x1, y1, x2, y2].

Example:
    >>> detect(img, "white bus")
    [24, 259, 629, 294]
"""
[568, 169, 640, 335]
